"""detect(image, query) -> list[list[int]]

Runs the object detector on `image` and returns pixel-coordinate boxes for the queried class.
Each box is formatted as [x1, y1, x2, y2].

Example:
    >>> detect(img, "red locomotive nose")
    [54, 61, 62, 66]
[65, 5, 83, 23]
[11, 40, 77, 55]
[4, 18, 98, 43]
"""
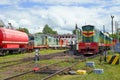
[85, 43, 91, 46]
[86, 47, 90, 51]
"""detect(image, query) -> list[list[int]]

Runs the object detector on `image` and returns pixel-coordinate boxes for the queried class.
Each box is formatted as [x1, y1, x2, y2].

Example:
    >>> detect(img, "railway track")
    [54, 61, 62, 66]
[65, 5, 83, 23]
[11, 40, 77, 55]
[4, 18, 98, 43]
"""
[0, 51, 68, 69]
[0, 57, 34, 69]
[4, 60, 65, 80]
[3, 54, 99, 80]
[41, 60, 79, 80]
[42, 54, 98, 80]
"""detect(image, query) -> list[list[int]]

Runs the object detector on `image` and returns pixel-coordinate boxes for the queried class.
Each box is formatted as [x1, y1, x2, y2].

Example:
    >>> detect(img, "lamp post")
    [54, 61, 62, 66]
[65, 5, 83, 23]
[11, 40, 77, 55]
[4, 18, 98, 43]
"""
[75, 24, 81, 54]
[75, 24, 79, 52]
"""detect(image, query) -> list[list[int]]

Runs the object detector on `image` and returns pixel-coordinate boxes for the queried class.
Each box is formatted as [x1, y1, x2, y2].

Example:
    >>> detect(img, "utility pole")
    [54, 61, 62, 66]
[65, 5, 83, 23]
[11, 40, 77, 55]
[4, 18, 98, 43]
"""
[103, 25, 105, 33]
[103, 25, 105, 45]
[75, 24, 79, 52]
[103, 25, 107, 62]
[111, 15, 114, 52]
[115, 21, 119, 42]
[111, 15, 114, 39]
[115, 21, 118, 33]
[75, 24, 82, 55]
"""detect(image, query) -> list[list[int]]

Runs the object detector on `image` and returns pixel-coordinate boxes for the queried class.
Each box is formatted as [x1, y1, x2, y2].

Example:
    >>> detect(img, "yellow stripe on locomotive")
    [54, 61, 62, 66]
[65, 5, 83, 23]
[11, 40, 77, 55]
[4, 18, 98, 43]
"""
[82, 31, 95, 37]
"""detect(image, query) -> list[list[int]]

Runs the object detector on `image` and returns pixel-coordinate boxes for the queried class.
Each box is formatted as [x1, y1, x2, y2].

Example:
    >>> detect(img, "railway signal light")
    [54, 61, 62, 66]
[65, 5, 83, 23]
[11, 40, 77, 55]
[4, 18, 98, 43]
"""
[33, 49, 40, 71]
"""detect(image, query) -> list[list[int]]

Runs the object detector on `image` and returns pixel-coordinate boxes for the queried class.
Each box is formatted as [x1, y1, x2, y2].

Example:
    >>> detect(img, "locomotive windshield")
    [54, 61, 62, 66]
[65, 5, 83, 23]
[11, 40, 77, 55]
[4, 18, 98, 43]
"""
[82, 25, 94, 31]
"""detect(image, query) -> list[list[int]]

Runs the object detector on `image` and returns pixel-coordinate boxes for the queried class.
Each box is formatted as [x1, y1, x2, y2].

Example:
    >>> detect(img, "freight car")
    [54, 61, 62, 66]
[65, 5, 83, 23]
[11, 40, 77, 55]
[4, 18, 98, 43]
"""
[27, 34, 34, 52]
[33, 34, 49, 49]
[75, 25, 113, 55]
[0, 28, 64, 55]
[0, 25, 69, 55]
[0, 27, 28, 55]
[33, 34, 68, 49]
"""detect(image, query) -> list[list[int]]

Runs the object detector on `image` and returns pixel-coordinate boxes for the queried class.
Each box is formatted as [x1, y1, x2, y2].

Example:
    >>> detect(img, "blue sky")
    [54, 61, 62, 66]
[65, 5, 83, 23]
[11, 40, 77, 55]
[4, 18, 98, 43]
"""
[19, 1, 100, 8]
[0, 0, 120, 34]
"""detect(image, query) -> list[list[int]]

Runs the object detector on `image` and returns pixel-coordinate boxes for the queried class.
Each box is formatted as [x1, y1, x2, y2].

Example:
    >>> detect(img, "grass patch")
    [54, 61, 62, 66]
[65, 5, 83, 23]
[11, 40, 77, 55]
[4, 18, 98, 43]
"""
[0, 49, 67, 62]
[37, 59, 62, 64]
[16, 73, 48, 80]
[51, 55, 120, 80]
[40, 49, 67, 55]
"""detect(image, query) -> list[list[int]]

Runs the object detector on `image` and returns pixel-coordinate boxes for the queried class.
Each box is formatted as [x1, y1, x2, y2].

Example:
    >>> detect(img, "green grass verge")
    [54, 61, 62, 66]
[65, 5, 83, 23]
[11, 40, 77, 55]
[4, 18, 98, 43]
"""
[0, 49, 67, 62]
[51, 55, 120, 80]
[9, 59, 72, 80]
[40, 49, 67, 55]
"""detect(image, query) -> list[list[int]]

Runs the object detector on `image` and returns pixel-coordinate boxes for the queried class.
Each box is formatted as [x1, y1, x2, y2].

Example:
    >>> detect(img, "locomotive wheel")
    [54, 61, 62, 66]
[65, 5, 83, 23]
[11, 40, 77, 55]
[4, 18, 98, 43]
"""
[2, 51, 7, 56]
[0, 51, 2, 55]
[2, 52, 6, 56]
[9, 51, 13, 54]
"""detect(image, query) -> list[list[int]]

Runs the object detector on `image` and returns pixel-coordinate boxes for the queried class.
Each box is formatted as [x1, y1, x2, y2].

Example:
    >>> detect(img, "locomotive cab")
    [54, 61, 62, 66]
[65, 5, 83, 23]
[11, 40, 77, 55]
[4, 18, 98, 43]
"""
[78, 25, 99, 55]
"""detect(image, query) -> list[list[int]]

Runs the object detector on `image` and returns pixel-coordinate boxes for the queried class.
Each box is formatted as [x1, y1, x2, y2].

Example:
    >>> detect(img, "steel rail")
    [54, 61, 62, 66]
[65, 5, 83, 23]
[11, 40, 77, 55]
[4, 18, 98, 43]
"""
[3, 53, 99, 80]
[42, 54, 99, 80]
[0, 50, 67, 64]
[0, 51, 67, 69]
[3, 60, 64, 80]
[42, 61, 79, 80]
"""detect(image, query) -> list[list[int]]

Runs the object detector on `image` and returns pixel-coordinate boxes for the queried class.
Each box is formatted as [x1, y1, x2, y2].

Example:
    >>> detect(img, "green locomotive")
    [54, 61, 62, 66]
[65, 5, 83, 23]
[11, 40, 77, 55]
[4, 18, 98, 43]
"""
[76, 25, 112, 55]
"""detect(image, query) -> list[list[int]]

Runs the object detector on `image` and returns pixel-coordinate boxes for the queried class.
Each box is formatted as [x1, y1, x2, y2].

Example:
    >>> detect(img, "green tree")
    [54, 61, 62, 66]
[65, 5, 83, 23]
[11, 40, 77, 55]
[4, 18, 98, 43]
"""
[17, 27, 29, 34]
[72, 24, 81, 35]
[72, 29, 76, 34]
[36, 32, 43, 34]
[42, 24, 57, 34]
[52, 31, 57, 34]
[42, 24, 52, 34]
[109, 33, 117, 39]
[72, 29, 81, 35]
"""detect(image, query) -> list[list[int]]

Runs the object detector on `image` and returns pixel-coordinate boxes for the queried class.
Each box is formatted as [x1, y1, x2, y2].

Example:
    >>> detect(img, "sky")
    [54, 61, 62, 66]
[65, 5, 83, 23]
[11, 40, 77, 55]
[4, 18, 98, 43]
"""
[0, 0, 120, 34]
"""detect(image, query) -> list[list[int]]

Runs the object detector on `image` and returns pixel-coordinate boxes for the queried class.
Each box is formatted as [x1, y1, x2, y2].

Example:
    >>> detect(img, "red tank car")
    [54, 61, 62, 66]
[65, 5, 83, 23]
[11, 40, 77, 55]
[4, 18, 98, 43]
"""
[0, 27, 28, 55]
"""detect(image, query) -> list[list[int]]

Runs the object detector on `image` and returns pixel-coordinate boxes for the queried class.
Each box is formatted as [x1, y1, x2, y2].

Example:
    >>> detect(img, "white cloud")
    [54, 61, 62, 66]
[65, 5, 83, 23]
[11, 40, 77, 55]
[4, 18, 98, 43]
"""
[19, 19, 32, 25]
[8, 19, 19, 27]
[0, 0, 120, 34]
[0, 0, 21, 5]
[0, 0, 11, 5]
